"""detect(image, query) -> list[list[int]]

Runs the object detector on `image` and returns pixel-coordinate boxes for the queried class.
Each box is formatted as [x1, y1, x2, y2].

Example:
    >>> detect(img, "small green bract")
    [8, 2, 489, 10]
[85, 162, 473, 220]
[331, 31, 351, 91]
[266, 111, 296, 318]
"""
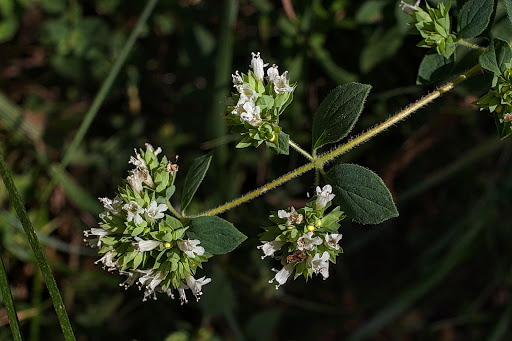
[406, 1, 456, 58]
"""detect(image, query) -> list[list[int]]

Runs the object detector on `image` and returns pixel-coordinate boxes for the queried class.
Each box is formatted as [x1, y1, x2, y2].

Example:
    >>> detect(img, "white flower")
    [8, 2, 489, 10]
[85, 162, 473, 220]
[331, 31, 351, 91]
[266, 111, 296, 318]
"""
[296, 231, 322, 251]
[324, 233, 342, 250]
[177, 239, 205, 258]
[240, 101, 263, 126]
[145, 143, 162, 156]
[128, 148, 155, 191]
[127, 170, 144, 194]
[250, 51, 268, 81]
[399, 0, 421, 14]
[178, 284, 188, 305]
[95, 250, 118, 271]
[83, 227, 109, 247]
[129, 148, 147, 170]
[315, 185, 335, 210]
[98, 196, 123, 219]
[123, 201, 144, 225]
[145, 200, 167, 222]
[269, 263, 294, 289]
[236, 84, 258, 103]
[232, 70, 243, 85]
[267, 64, 279, 83]
[308, 251, 330, 280]
[119, 269, 143, 290]
[266, 65, 293, 94]
[277, 207, 304, 225]
[137, 269, 164, 301]
[134, 237, 162, 252]
[185, 275, 212, 302]
[257, 241, 285, 259]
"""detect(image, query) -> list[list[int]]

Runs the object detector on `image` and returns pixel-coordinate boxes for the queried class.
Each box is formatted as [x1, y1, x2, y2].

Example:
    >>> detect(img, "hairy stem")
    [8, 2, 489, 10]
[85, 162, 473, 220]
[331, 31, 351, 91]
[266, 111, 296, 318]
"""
[166, 200, 184, 220]
[457, 39, 486, 51]
[289, 140, 314, 160]
[196, 64, 483, 217]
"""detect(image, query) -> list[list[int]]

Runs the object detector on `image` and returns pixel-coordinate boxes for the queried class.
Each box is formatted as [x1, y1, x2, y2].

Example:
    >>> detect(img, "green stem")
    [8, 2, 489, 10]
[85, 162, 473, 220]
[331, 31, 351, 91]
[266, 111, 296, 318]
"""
[0, 152, 76, 341]
[0, 251, 23, 341]
[166, 200, 184, 220]
[289, 140, 314, 160]
[457, 39, 486, 51]
[42, 0, 160, 200]
[195, 64, 482, 217]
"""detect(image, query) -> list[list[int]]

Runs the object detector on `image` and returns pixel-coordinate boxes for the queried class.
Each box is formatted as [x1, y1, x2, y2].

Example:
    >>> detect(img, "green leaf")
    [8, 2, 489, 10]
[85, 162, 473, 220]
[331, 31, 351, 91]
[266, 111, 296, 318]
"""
[457, 0, 494, 38]
[312, 83, 372, 151]
[187, 216, 247, 255]
[181, 154, 212, 214]
[325, 164, 398, 224]
[417, 51, 455, 85]
[0, 18, 18, 43]
[505, 0, 512, 27]
[266, 130, 289, 155]
[479, 38, 512, 76]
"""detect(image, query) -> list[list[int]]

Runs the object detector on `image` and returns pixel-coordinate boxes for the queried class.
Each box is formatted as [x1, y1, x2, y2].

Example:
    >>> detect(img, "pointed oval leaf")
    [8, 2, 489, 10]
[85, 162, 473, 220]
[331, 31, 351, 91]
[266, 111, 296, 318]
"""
[187, 216, 247, 255]
[457, 0, 494, 39]
[312, 83, 372, 151]
[325, 164, 398, 224]
[417, 51, 455, 85]
[479, 38, 512, 76]
[505, 0, 512, 27]
[181, 154, 213, 213]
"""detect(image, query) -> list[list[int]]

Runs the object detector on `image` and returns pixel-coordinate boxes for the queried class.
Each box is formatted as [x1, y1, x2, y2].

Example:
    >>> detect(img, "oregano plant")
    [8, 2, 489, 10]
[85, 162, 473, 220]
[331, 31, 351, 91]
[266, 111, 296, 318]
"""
[83, 51, 402, 301]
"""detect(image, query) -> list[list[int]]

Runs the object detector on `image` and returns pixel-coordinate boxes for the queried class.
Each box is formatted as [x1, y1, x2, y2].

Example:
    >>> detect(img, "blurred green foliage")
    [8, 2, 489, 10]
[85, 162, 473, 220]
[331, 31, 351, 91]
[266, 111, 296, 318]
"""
[1, 0, 512, 340]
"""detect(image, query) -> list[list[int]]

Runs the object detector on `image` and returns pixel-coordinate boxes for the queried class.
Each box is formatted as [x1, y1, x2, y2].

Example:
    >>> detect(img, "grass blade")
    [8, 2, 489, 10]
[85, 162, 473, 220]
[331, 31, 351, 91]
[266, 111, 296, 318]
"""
[0, 151, 76, 341]
[0, 250, 23, 341]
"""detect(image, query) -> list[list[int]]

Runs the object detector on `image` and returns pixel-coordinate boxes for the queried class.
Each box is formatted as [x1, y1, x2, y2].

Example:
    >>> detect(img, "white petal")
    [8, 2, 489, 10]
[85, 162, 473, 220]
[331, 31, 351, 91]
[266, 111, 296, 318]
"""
[269, 263, 294, 289]
[277, 210, 290, 219]
[257, 241, 285, 259]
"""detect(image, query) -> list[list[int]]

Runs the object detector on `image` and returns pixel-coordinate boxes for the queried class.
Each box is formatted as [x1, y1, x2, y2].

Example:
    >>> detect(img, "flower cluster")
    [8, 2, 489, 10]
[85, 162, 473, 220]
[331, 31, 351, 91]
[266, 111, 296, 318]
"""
[226, 52, 295, 154]
[402, 0, 456, 58]
[474, 68, 512, 129]
[258, 185, 345, 289]
[84, 144, 212, 303]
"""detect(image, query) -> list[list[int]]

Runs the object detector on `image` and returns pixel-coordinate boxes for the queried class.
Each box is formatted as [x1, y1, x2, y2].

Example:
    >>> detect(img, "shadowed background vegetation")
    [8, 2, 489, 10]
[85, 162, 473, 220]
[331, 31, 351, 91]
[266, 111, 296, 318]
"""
[1, 0, 512, 340]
